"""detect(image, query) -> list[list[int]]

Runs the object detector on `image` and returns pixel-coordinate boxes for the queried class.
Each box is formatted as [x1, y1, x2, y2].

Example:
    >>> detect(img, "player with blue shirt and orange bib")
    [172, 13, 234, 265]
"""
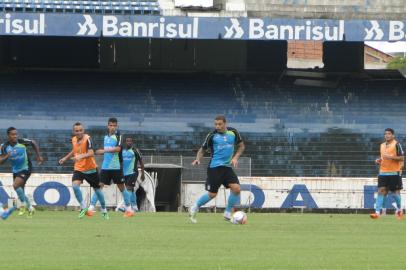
[189, 115, 245, 223]
[370, 128, 404, 220]
[59, 122, 109, 219]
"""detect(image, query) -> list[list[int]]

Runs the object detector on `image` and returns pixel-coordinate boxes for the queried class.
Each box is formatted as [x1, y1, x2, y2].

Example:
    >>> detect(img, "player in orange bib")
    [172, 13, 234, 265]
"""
[59, 122, 109, 220]
[370, 128, 404, 220]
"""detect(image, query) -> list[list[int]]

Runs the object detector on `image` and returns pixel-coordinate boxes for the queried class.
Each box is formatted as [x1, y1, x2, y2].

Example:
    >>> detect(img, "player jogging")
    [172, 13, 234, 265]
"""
[370, 128, 404, 220]
[0, 127, 43, 218]
[116, 137, 145, 212]
[89, 118, 134, 217]
[59, 122, 109, 219]
[189, 115, 245, 223]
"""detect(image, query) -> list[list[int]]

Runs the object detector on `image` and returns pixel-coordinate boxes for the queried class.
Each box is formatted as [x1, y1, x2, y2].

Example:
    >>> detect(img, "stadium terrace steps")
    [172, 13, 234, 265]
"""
[244, 0, 406, 20]
[0, 72, 405, 177]
[0, 0, 161, 14]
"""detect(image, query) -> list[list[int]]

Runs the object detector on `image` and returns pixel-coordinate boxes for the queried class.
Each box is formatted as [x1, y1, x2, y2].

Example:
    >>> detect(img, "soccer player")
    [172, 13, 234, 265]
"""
[0, 181, 15, 220]
[370, 128, 404, 220]
[0, 127, 43, 217]
[59, 122, 109, 220]
[89, 118, 134, 217]
[116, 137, 145, 212]
[189, 115, 245, 223]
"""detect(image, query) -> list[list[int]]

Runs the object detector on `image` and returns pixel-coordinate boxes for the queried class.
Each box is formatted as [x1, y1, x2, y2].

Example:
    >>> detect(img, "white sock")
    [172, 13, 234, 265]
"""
[101, 208, 107, 213]
[88, 205, 95, 211]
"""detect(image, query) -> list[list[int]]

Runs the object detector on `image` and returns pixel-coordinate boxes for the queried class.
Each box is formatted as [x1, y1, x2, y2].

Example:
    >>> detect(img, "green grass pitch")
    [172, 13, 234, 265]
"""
[0, 211, 405, 270]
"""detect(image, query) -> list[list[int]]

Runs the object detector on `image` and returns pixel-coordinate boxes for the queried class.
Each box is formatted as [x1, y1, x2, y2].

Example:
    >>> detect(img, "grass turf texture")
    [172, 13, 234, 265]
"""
[0, 212, 405, 270]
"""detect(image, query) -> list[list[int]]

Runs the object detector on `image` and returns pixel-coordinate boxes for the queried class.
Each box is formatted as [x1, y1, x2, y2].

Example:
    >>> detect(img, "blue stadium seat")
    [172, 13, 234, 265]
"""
[0, 72, 405, 177]
[0, 0, 161, 14]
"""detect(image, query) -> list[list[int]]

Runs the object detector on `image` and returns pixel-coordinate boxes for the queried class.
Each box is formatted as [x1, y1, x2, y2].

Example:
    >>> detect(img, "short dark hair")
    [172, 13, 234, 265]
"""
[73, 122, 82, 127]
[108, 117, 118, 124]
[214, 115, 226, 123]
[385, 128, 395, 134]
[7, 127, 16, 135]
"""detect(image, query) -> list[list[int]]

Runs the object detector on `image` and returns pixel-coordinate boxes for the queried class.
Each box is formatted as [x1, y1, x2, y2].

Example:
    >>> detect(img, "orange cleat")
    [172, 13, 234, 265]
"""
[86, 210, 94, 217]
[395, 210, 404, 220]
[124, 211, 135, 218]
[370, 213, 380, 219]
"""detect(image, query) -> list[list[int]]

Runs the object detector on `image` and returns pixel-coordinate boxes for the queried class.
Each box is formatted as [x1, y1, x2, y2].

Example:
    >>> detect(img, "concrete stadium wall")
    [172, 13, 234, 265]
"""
[160, 0, 406, 20]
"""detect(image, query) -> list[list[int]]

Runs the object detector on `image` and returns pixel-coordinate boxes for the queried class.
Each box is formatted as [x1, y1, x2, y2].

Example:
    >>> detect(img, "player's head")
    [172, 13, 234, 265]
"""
[125, 137, 133, 148]
[214, 115, 227, 133]
[73, 122, 84, 139]
[107, 117, 118, 134]
[384, 128, 395, 142]
[6, 127, 18, 143]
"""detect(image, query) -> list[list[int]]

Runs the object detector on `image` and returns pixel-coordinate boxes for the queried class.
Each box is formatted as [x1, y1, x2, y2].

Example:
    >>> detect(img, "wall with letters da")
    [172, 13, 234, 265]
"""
[182, 177, 406, 209]
[1, 174, 405, 210]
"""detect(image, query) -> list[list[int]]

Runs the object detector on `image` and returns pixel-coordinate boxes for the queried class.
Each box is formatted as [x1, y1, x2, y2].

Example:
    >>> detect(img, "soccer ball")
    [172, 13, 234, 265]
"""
[232, 211, 247, 225]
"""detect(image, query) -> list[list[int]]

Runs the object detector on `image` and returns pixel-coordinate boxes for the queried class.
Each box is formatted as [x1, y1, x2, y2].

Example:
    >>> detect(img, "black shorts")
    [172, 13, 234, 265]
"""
[205, 166, 239, 193]
[124, 173, 138, 188]
[13, 169, 31, 182]
[378, 174, 403, 192]
[100, 169, 124, 185]
[72, 170, 100, 189]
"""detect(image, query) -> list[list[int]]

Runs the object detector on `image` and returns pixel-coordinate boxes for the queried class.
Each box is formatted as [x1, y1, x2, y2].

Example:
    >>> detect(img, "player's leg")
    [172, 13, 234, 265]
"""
[87, 172, 108, 220]
[0, 203, 13, 220]
[13, 173, 34, 217]
[0, 202, 15, 220]
[189, 167, 220, 223]
[0, 182, 15, 220]
[393, 175, 403, 219]
[112, 170, 133, 217]
[127, 185, 138, 211]
[223, 167, 241, 221]
[71, 172, 89, 218]
[381, 193, 389, 215]
[128, 173, 139, 211]
[89, 170, 108, 212]
[224, 183, 241, 221]
[370, 177, 387, 219]
[122, 174, 137, 211]
[117, 183, 134, 217]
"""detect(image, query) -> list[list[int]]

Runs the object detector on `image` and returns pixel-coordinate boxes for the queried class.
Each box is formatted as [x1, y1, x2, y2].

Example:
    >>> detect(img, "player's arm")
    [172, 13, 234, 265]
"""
[96, 134, 122, 155]
[231, 142, 245, 168]
[192, 147, 205, 166]
[231, 129, 245, 168]
[0, 148, 10, 164]
[383, 143, 405, 161]
[96, 146, 121, 155]
[375, 145, 382, 164]
[24, 139, 44, 165]
[192, 133, 212, 166]
[74, 137, 95, 161]
[59, 150, 74, 165]
[136, 149, 145, 181]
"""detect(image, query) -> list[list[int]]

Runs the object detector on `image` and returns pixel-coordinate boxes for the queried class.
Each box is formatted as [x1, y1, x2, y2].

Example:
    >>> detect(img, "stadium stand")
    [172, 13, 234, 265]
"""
[0, 71, 405, 178]
[0, 0, 160, 15]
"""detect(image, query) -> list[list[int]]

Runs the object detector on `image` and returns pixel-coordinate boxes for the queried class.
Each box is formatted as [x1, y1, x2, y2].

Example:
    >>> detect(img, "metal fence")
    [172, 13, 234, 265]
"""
[137, 155, 251, 182]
